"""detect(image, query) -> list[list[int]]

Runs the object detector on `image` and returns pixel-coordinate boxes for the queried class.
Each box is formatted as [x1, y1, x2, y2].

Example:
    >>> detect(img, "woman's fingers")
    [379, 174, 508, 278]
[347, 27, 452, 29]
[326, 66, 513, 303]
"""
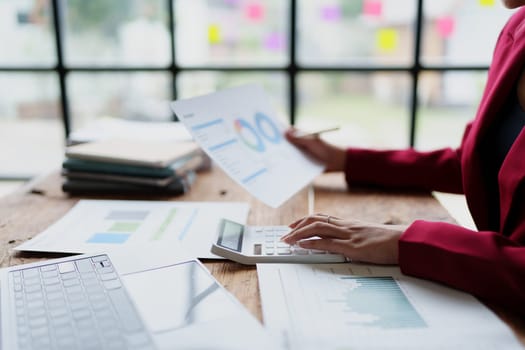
[289, 213, 343, 229]
[289, 213, 330, 228]
[297, 238, 354, 258]
[282, 221, 349, 244]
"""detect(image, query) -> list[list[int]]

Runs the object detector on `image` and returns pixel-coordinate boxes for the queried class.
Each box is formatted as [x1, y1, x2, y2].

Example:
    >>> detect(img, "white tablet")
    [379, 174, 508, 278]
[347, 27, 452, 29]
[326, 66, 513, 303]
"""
[211, 219, 346, 265]
[122, 259, 283, 349]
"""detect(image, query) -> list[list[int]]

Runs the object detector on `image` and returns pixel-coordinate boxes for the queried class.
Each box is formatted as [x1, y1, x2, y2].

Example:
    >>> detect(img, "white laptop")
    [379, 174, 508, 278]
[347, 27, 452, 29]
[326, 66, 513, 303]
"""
[0, 253, 157, 350]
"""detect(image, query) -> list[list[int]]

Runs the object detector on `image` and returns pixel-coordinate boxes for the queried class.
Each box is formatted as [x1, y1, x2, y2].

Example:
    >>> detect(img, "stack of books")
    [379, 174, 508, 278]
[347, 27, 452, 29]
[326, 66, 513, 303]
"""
[61, 139, 205, 196]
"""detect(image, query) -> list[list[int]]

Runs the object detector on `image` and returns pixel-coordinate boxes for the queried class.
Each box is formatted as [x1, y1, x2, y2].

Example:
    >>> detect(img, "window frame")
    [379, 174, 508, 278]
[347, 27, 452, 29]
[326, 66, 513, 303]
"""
[0, 0, 491, 179]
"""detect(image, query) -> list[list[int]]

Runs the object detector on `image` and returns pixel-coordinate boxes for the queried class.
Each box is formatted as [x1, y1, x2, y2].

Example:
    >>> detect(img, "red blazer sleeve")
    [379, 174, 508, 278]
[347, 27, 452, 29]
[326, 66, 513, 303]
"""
[344, 147, 464, 193]
[399, 219, 525, 315]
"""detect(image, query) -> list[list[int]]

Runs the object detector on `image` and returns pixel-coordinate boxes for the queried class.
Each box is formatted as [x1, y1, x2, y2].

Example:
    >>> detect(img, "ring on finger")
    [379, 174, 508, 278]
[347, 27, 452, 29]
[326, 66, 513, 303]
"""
[326, 215, 332, 224]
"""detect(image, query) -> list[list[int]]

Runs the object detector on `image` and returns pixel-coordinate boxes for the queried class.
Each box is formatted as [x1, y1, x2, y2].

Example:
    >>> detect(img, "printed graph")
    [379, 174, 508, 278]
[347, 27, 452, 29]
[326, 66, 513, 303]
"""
[330, 276, 427, 329]
[86, 210, 149, 244]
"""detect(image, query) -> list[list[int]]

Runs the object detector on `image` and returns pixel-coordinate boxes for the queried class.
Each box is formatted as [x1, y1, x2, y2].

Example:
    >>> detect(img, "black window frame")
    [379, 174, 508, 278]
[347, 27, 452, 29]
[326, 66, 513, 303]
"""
[0, 0, 490, 180]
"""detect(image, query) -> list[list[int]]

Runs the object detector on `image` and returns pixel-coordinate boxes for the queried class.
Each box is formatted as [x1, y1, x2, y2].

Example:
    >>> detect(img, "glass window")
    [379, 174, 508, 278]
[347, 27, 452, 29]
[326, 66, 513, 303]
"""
[422, 1, 514, 65]
[0, 73, 63, 175]
[415, 71, 487, 150]
[175, 0, 289, 67]
[63, 0, 170, 66]
[0, 0, 55, 66]
[297, 72, 411, 148]
[298, 0, 415, 66]
[177, 71, 288, 122]
[68, 72, 172, 131]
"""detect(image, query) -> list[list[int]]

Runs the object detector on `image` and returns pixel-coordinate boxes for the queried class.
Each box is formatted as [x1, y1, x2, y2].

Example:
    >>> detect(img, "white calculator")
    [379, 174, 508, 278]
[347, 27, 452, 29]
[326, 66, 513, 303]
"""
[211, 218, 347, 265]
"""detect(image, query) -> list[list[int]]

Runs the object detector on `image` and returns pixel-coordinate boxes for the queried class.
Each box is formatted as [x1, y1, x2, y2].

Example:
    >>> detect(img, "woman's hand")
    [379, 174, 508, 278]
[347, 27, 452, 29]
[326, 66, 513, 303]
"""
[281, 214, 407, 265]
[285, 128, 346, 172]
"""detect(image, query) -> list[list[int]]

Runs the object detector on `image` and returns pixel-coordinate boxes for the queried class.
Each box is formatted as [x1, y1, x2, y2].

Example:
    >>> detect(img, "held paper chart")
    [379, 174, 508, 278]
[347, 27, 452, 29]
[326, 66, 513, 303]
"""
[171, 85, 324, 208]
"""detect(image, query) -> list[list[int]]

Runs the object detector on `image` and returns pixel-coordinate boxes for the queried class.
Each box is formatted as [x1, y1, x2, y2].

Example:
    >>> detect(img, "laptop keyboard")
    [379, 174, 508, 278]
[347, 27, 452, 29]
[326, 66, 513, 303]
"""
[9, 255, 156, 350]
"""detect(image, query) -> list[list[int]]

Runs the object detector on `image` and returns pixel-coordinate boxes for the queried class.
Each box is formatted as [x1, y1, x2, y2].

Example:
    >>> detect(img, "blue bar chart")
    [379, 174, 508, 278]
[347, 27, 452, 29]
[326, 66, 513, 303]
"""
[336, 276, 427, 329]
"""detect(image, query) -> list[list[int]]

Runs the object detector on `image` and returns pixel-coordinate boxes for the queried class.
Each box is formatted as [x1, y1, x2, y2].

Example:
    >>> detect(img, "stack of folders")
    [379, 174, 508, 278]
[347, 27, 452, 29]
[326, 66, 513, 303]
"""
[61, 139, 206, 196]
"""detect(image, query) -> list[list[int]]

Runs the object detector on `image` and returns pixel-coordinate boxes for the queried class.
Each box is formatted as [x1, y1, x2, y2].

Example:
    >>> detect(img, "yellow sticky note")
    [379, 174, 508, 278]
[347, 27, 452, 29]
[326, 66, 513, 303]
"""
[377, 28, 398, 52]
[479, 0, 495, 6]
[208, 24, 221, 44]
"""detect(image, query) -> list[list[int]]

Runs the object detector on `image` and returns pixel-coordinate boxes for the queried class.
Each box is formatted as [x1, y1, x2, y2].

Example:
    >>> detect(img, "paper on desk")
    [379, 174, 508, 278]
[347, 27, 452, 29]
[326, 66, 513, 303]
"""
[257, 263, 523, 350]
[15, 199, 249, 259]
[122, 260, 284, 350]
[171, 84, 324, 208]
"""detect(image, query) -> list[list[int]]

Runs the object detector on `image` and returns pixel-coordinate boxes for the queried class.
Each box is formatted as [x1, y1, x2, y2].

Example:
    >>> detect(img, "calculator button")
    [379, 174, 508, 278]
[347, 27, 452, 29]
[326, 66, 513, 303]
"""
[293, 248, 309, 255]
[274, 229, 289, 234]
[277, 248, 292, 255]
[276, 242, 289, 249]
[310, 249, 327, 254]
[253, 244, 262, 255]
[265, 249, 275, 255]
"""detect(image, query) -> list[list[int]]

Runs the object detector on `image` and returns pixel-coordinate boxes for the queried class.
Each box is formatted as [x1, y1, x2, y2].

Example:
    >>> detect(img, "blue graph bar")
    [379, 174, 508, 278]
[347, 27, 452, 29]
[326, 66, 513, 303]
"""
[87, 233, 131, 244]
[337, 276, 427, 329]
[209, 138, 238, 151]
[178, 209, 199, 241]
[241, 168, 268, 183]
[191, 118, 223, 131]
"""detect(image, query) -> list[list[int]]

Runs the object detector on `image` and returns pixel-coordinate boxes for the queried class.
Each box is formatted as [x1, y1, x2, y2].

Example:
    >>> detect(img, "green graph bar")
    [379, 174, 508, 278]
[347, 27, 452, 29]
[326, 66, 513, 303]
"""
[108, 222, 141, 232]
[151, 208, 177, 241]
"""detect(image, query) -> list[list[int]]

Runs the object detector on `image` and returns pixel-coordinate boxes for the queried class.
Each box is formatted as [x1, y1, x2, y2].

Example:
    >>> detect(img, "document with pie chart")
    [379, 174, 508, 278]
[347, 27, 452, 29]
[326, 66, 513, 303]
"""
[171, 84, 325, 208]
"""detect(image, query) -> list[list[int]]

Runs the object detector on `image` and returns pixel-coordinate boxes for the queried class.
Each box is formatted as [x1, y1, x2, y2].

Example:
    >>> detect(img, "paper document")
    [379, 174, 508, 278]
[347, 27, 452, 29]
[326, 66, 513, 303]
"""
[257, 263, 523, 350]
[16, 199, 249, 259]
[171, 84, 324, 208]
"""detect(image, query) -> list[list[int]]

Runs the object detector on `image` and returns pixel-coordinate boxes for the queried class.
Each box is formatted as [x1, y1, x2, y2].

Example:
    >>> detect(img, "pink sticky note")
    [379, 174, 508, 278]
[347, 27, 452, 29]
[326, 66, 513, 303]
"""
[436, 16, 455, 38]
[363, 0, 382, 17]
[321, 5, 342, 21]
[246, 3, 264, 21]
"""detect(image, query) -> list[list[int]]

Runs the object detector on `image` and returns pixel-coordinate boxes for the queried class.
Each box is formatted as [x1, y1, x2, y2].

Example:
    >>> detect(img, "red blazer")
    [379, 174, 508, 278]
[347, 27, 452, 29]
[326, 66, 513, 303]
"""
[344, 8, 525, 314]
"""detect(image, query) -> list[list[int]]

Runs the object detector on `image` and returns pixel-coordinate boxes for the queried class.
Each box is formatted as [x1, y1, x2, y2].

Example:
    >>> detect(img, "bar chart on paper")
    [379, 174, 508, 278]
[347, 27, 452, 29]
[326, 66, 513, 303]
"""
[84, 207, 199, 245]
[330, 276, 427, 329]
[16, 200, 249, 258]
[258, 263, 524, 350]
[284, 266, 428, 334]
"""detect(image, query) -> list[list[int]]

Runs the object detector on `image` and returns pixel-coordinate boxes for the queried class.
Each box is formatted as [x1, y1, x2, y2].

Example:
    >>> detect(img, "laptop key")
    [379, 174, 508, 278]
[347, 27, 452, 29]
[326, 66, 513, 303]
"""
[76, 258, 95, 273]
[103, 279, 122, 290]
[58, 262, 76, 274]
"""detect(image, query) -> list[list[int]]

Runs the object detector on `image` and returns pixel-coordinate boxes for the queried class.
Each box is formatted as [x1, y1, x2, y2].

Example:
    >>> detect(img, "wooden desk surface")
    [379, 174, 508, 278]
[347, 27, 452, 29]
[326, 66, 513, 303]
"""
[1, 168, 523, 345]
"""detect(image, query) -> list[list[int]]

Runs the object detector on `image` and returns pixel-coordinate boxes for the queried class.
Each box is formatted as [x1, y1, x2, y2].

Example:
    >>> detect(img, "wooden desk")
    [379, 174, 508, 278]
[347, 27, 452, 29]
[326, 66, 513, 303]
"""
[1, 168, 523, 345]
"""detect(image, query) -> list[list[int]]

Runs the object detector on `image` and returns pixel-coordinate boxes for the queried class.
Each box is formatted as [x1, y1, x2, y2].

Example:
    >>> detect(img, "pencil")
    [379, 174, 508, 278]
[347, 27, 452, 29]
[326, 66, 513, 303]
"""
[296, 126, 340, 138]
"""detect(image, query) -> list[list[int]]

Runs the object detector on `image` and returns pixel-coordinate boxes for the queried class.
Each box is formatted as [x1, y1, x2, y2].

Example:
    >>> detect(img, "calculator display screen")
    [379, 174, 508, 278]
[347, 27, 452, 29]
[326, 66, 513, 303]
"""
[217, 220, 244, 252]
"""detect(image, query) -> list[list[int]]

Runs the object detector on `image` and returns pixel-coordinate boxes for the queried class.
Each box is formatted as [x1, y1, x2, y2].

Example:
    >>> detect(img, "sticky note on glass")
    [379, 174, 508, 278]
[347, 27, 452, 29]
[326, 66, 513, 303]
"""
[479, 0, 495, 6]
[321, 5, 342, 21]
[264, 32, 285, 51]
[246, 3, 264, 21]
[377, 28, 398, 52]
[208, 24, 221, 44]
[363, 0, 382, 17]
[436, 16, 455, 38]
